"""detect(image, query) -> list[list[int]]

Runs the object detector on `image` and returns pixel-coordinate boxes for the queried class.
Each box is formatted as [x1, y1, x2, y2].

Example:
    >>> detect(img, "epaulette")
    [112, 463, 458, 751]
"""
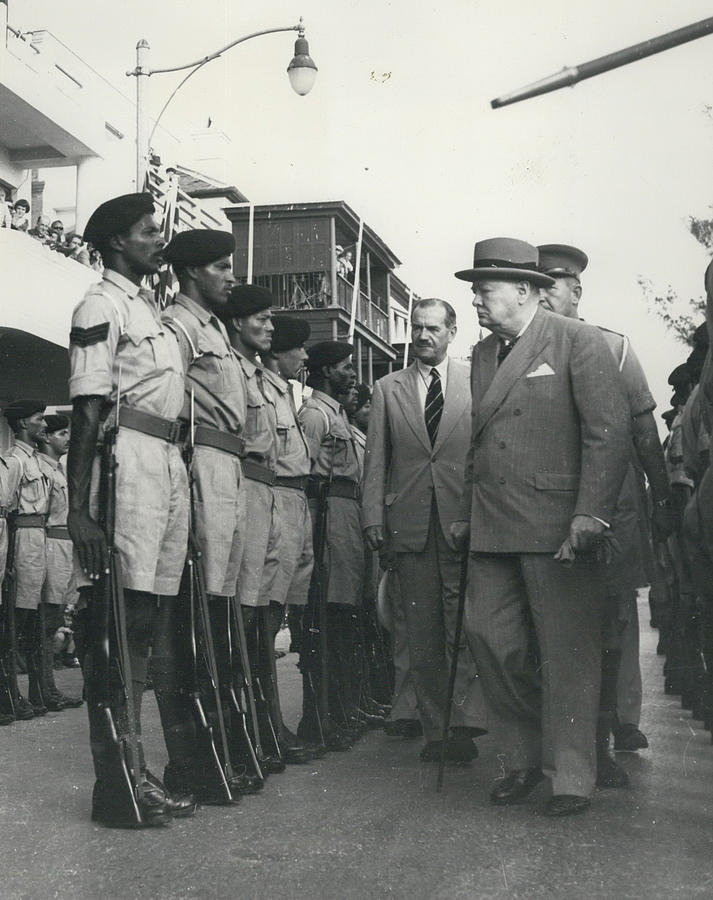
[597, 325, 629, 372]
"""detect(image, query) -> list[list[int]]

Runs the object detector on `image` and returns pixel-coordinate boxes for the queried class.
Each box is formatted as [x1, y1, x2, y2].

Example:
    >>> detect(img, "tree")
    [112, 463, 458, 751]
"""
[640, 211, 711, 345]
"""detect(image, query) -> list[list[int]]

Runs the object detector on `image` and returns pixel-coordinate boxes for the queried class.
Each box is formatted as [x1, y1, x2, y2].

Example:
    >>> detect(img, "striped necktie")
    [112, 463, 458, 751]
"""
[425, 368, 444, 446]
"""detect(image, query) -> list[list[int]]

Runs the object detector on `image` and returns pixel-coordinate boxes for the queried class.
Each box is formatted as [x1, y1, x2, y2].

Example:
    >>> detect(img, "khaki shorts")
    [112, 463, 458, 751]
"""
[236, 479, 280, 607]
[259, 486, 313, 607]
[15, 528, 47, 610]
[191, 445, 246, 596]
[76, 429, 189, 596]
[43, 536, 74, 605]
[308, 495, 364, 607]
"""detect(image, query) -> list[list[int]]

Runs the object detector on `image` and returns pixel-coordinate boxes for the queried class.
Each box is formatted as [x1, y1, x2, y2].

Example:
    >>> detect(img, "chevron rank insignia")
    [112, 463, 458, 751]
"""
[69, 322, 110, 347]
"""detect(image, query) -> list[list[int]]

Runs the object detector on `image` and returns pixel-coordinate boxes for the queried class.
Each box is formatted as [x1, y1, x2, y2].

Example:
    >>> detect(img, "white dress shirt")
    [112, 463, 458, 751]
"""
[415, 357, 449, 411]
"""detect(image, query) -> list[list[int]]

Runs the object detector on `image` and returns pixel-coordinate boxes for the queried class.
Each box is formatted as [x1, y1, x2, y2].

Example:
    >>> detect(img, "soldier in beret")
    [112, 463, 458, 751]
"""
[36, 414, 83, 711]
[6, 399, 50, 719]
[67, 193, 195, 827]
[259, 316, 323, 761]
[539, 244, 673, 772]
[217, 284, 286, 774]
[161, 229, 264, 799]
[297, 340, 362, 751]
[0, 440, 22, 725]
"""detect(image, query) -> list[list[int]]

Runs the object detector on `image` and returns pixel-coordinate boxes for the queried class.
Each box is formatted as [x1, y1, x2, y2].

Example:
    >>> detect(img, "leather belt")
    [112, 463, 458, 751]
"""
[307, 477, 361, 502]
[193, 425, 246, 459]
[118, 406, 183, 444]
[242, 458, 276, 486]
[16, 513, 48, 528]
[274, 475, 309, 492]
[46, 525, 71, 541]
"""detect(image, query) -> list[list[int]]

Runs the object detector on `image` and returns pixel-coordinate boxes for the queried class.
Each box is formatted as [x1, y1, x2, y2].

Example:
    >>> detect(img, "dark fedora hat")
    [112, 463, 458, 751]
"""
[455, 237, 554, 287]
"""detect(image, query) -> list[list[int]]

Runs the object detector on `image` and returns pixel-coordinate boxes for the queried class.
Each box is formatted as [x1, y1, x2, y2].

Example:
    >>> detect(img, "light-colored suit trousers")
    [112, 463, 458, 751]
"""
[466, 552, 604, 796]
[394, 503, 486, 742]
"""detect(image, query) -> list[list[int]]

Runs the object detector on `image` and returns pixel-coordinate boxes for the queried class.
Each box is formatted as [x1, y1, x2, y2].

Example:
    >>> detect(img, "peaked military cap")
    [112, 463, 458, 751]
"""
[44, 414, 70, 433]
[164, 229, 235, 269]
[668, 364, 694, 389]
[271, 316, 311, 352]
[84, 193, 155, 251]
[221, 284, 274, 319]
[537, 244, 589, 280]
[3, 399, 46, 425]
[306, 341, 354, 371]
[455, 237, 555, 287]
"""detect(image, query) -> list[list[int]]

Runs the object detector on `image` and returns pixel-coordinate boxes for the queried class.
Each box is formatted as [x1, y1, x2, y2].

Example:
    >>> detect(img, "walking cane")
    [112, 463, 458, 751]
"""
[436, 553, 470, 792]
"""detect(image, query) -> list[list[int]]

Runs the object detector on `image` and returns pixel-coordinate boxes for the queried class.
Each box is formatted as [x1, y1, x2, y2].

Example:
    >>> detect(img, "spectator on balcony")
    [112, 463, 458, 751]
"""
[336, 246, 354, 281]
[0, 187, 12, 228]
[65, 233, 92, 267]
[51, 219, 65, 241]
[11, 198, 30, 232]
[28, 215, 51, 243]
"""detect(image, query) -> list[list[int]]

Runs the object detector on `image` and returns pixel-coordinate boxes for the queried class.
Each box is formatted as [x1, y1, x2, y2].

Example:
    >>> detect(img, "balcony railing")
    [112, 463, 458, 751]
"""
[250, 271, 390, 343]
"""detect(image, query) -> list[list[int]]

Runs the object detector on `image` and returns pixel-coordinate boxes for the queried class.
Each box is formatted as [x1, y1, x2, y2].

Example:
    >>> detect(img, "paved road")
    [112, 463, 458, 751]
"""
[2, 597, 713, 900]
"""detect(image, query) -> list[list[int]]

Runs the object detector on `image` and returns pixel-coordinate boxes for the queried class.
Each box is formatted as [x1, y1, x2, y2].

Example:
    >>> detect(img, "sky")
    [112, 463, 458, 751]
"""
[15, 0, 713, 417]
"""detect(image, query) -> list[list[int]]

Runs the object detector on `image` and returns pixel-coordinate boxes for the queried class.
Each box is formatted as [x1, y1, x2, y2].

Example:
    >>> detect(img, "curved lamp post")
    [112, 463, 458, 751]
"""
[127, 18, 317, 189]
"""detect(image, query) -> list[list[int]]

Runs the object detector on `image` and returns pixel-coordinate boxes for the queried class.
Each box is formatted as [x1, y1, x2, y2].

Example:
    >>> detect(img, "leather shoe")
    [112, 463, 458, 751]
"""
[0, 712, 15, 726]
[420, 736, 479, 764]
[280, 742, 314, 764]
[229, 772, 264, 795]
[613, 724, 648, 752]
[260, 754, 287, 775]
[13, 696, 35, 721]
[91, 778, 171, 829]
[297, 718, 352, 752]
[544, 794, 591, 817]
[283, 726, 327, 759]
[596, 752, 629, 789]
[384, 718, 423, 739]
[144, 770, 197, 818]
[490, 768, 544, 805]
[49, 689, 83, 709]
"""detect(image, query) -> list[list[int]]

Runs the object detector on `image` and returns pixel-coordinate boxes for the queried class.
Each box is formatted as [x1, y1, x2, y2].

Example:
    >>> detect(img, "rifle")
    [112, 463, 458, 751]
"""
[184, 390, 236, 800]
[0, 512, 18, 716]
[225, 596, 264, 781]
[436, 554, 469, 792]
[96, 384, 142, 824]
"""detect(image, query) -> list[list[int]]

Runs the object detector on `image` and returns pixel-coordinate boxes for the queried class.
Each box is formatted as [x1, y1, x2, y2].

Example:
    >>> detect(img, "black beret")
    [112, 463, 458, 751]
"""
[164, 229, 235, 269]
[691, 322, 709, 348]
[221, 284, 274, 320]
[271, 316, 311, 352]
[84, 193, 155, 251]
[661, 408, 677, 425]
[3, 398, 46, 425]
[306, 341, 354, 371]
[44, 414, 69, 433]
[354, 383, 371, 411]
[668, 364, 694, 389]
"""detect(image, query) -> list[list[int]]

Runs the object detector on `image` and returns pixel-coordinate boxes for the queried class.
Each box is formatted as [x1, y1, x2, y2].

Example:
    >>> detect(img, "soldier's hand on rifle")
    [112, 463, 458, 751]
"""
[364, 525, 384, 552]
[68, 510, 108, 581]
[449, 520, 470, 551]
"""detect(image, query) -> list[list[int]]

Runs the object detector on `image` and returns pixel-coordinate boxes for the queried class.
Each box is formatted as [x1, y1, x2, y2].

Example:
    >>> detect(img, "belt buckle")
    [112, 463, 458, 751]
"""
[167, 420, 182, 444]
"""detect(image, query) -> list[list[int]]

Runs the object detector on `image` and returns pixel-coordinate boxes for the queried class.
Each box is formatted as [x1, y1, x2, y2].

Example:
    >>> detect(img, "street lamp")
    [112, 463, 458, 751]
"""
[128, 18, 317, 189]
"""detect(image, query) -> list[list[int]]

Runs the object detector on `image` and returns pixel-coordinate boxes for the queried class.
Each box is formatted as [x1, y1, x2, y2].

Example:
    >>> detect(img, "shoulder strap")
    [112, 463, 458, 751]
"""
[618, 334, 629, 372]
[106, 294, 126, 336]
[169, 316, 202, 364]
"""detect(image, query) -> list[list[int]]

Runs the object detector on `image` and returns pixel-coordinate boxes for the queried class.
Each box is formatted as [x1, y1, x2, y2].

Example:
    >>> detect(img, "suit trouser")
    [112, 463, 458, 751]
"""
[394, 507, 486, 742]
[385, 570, 418, 722]
[616, 592, 643, 727]
[466, 553, 603, 796]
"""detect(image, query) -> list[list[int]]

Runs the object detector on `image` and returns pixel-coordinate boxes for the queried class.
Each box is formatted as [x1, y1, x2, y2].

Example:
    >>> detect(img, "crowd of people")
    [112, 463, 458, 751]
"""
[1, 189, 98, 269]
[1, 189, 710, 830]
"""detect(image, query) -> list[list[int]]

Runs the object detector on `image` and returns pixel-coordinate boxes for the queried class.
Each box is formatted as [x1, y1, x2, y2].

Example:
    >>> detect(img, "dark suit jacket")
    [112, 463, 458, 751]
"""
[459, 306, 630, 553]
[362, 359, 471, 552]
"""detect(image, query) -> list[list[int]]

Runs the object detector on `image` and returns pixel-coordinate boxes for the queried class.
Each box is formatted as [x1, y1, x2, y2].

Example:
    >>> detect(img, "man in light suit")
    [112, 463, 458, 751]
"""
[451, 238, 630, 816]
[363, 298, 487, 762]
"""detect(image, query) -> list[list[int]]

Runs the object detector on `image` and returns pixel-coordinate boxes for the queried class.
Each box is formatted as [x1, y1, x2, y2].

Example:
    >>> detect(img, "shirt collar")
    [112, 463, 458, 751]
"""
[416, 357, 449, 380]
[38, 451, 59, 470]
[311, 389, 341, 415]
[13, 439, 36, 458]
[174, 292, 216, 326]
[235, 349, 261, 378]
[516, 304, 540, 339]
[262, 367, 289, 394]
[103, 268, 142, 299]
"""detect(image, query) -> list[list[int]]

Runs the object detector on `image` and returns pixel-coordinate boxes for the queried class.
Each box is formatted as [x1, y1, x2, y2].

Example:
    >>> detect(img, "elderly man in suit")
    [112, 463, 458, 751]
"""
[451, 238, 630, 816]
[363, 298, 487, 763]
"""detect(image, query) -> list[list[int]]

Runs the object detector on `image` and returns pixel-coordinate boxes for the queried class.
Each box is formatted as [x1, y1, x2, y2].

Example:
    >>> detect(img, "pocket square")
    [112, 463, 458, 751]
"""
[526, 362, 555, 378]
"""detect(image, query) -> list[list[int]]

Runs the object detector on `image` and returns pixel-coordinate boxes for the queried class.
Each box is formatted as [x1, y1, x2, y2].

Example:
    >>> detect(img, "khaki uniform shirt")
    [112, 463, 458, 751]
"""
[38, 453, 68, 527]
[262, 368, 310, 478]
[69, 268, 184, 420]
[10, 440, 50, 515]
[299, 390, 360, 482]
[163, 293, 247, 432]
[235, 352, 277, 467]
[0, 453, 22, 583]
